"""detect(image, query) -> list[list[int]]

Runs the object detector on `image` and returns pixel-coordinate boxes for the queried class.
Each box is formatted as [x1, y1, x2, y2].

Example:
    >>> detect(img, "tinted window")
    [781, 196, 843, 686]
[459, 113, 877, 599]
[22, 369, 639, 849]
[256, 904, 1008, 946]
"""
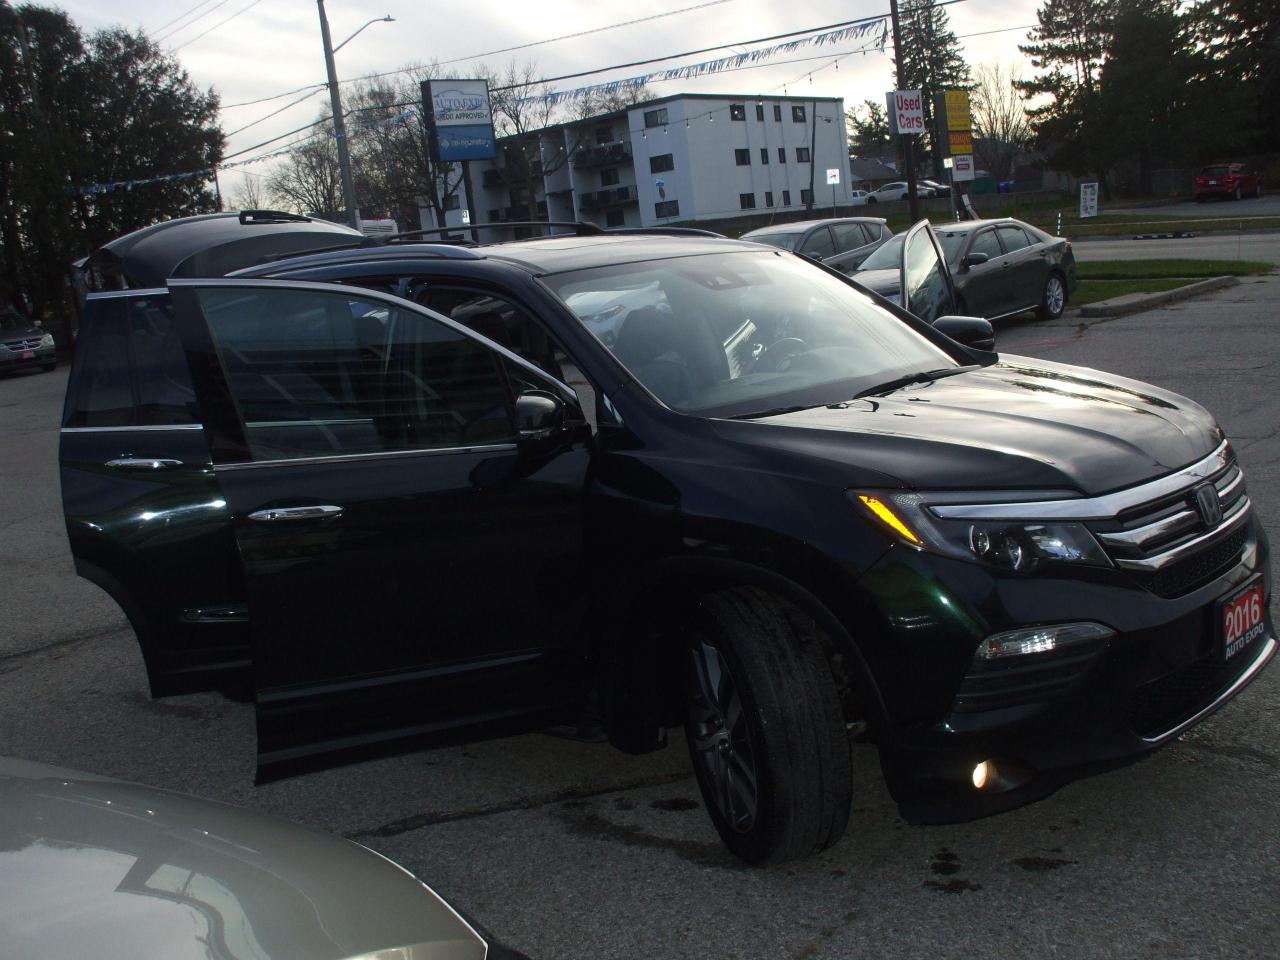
[734, 149, 750, 166]
[998, 224, 1031, 252]
[969, 229, 1002, 260]
[417, 288, 566, 383]
[196, 288, 515, 462]
[904, 229, 952, 323]
[831, 222, 869, 252]
[799, 227, 836, 258]
[749, 232, 800, 251]
[858, 233, 902, 271]
[1202, 165, 1229, 177]
[65, 294, 197, 428]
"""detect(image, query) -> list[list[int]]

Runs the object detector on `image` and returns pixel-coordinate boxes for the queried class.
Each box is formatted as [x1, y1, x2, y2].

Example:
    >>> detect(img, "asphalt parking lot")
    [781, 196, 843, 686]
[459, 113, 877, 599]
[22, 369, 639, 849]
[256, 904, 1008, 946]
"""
[3, 273, 1278, 960]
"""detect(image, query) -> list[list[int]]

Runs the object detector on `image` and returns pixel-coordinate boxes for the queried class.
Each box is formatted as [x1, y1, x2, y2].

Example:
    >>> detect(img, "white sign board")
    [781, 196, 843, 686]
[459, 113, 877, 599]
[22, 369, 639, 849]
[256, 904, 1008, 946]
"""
[422, 79, 497, 161]
[890, 89, 925, 134]
[1079, 181, 1099, 219]
[461, 209, 471, 224]
[826, 168, 840, 186]
[951, 154, 974, 181]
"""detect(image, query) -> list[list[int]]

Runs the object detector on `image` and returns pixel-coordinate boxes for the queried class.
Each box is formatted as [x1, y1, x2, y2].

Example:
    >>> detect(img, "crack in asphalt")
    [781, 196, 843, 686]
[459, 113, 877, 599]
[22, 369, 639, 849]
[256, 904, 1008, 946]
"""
[346, 770, 693, 839]
[0, 624, 131, 669]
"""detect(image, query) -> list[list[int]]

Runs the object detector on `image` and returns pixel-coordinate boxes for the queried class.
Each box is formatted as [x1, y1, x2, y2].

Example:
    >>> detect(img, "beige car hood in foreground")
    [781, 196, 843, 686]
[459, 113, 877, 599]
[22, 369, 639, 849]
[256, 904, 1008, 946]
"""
[0, 757, 486, 960]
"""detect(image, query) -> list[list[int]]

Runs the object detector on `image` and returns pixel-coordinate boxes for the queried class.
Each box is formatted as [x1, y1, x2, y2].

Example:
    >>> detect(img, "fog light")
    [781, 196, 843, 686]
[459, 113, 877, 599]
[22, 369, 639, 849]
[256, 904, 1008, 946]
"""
[976, 622, 1114, 661]
[972, 760, 991, 790]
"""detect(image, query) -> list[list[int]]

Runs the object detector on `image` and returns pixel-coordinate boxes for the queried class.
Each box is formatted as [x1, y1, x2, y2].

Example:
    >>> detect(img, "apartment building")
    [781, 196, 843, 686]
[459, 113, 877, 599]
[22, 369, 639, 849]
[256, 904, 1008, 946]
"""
[424, 93, 850, 236]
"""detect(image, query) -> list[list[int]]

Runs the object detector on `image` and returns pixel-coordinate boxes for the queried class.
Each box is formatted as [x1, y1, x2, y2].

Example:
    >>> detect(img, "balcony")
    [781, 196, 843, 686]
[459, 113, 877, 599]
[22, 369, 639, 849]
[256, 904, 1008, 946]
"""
[496, 201, 548, 222]
[571, 142, 632, 169]
[481, 162, 543, 189]
[578, 186, 638, 210]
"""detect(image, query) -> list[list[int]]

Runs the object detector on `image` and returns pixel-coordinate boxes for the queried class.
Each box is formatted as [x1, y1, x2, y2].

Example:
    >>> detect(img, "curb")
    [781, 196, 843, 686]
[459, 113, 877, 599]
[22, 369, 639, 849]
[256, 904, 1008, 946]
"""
[1078, 276, 1239, 319]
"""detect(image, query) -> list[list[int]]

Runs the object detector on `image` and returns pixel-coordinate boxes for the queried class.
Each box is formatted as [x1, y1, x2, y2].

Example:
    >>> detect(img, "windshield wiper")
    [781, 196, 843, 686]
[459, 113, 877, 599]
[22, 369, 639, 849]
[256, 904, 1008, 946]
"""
[854, 365, 979, 399]
[731, 404, 818, 420]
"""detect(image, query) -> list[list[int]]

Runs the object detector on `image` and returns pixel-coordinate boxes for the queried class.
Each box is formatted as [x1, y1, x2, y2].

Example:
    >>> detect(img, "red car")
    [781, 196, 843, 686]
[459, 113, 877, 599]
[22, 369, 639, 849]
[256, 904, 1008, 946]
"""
[1195, 162, 1262, 201]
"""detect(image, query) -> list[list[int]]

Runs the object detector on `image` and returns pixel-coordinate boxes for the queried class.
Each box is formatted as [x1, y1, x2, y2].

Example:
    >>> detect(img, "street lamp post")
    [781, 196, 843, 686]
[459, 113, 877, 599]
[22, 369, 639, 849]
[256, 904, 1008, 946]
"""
[315, 2, 393, 229]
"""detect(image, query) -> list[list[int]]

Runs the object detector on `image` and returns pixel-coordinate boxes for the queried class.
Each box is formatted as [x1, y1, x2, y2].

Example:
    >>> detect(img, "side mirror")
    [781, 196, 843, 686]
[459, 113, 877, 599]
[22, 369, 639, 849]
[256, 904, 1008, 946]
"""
[934, 315, 995, 352]
[961, 251, 990, 269]
[514, 389, 564, 441]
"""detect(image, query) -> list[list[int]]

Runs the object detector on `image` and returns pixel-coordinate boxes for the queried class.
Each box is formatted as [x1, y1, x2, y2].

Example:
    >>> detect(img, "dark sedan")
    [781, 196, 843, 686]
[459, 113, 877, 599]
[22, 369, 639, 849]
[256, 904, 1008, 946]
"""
[740, 216, 890, 273]
[853, 218, 1078, 321]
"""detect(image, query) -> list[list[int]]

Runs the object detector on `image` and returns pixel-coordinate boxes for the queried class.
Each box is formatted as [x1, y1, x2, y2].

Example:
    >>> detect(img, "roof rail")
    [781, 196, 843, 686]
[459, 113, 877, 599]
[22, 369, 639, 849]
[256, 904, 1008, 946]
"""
[604, 226, 726, 238]
[381, 220, 603, 244]
[238, 210, 313, 225]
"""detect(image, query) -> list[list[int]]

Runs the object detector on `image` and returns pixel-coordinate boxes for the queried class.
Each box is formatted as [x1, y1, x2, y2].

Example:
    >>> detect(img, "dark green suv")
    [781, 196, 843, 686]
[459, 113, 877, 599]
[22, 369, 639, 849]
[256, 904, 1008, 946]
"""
[61, 213, 1273, 864]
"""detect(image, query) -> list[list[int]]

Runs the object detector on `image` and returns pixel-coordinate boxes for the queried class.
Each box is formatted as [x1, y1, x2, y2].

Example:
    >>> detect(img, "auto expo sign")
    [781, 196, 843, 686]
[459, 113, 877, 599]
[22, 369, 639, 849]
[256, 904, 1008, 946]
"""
[421, 79, 497, 161]
[891, 90, 924, 134]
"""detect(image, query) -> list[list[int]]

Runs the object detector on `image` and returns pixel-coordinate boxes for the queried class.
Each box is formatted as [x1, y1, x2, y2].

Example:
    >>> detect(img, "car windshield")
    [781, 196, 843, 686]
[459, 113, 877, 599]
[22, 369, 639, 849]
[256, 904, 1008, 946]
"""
[544, 250, 955, 418]
[1202, 165, 1229, 176]
[857, 233, 903, 271]
[0, 312, 30, 333]
[746, 232, 801, 252]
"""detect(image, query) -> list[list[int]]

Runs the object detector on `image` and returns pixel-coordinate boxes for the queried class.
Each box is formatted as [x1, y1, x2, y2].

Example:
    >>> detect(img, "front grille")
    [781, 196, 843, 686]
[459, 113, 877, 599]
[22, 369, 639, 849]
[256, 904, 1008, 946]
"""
[2, 337, 43, 351]
[1126, 643, 1257, 736]
[1091, 457, 1250, 598]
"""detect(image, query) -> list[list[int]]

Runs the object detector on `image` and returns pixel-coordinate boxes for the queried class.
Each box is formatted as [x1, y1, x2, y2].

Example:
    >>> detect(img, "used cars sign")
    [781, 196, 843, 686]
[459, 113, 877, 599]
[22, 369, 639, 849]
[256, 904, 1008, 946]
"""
[421, 78, 497, 161]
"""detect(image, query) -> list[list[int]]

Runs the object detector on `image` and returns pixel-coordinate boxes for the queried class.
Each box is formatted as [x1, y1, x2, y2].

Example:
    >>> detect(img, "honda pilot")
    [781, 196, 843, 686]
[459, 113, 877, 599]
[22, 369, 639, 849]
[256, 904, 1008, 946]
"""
[61, 213, 1273, 864]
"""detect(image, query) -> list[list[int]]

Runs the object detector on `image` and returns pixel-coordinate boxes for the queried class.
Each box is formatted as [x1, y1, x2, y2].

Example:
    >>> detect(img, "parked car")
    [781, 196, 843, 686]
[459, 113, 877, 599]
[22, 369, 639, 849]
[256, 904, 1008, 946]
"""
[866, 181, 931, 203]
[0, 307, 56, 375]
[0, 756, 525, 959]
[853, 218, 1078, 322]
[849, 189, 870, 205]
[1194, 162, 1262, 201]
[918, 178, 951, 198]
[62, 214, 1273, 864]
[740, 216, 890, 273]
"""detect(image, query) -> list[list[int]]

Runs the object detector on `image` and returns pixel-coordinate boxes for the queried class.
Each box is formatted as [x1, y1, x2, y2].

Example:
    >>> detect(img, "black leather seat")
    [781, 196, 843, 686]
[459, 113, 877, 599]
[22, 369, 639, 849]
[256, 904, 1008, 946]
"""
[612, 306, 726, 408]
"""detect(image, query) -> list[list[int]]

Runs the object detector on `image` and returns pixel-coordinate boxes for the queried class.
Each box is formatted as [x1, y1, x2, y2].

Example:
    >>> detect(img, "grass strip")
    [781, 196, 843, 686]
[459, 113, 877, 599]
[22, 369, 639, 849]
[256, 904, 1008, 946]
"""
[1077, 259, 1272, 280]
[1072, 278, 1190, 307]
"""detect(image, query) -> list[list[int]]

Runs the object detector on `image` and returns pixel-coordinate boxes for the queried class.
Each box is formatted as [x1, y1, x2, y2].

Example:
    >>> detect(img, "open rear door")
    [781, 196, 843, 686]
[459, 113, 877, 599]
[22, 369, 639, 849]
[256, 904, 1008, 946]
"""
[899, 220, 958, 324]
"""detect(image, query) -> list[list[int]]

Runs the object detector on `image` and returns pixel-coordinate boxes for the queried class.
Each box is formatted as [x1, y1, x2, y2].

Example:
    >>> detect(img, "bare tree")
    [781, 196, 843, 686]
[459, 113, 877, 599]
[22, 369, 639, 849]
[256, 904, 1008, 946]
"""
[266, 123, 343, 220]
[227, 175, 265, 211]
[971, 62, 1033, 180]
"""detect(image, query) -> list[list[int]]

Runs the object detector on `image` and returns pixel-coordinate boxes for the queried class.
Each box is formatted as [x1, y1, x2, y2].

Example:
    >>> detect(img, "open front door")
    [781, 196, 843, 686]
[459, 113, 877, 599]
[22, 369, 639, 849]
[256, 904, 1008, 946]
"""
[899, 220, 958, 324]
[168, 279, 591, 781]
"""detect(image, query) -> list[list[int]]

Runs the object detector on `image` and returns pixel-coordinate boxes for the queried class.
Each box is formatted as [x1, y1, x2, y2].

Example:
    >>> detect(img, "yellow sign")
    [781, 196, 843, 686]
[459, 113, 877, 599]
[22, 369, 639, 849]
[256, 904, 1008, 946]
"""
[944, 90, 971, 131]
[948, 130, 974, 154]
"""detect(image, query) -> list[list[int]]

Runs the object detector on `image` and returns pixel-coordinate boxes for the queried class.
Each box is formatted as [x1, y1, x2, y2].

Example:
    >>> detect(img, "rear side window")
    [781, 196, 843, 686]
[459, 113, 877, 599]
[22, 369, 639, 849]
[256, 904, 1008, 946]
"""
[64, 294, 198, 428]
[831, 222, 870, 252]
[997, 225, 1031, 252]
[799, 227, 836, 258]
[195, 287, 517, 462]
[970, 229, 1002, 259]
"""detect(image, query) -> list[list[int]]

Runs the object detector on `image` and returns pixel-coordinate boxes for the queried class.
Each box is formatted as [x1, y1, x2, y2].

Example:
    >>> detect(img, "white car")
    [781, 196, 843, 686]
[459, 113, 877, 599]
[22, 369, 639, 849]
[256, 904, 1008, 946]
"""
[848, 190, 870, 206]
[866, 182, 931, 203]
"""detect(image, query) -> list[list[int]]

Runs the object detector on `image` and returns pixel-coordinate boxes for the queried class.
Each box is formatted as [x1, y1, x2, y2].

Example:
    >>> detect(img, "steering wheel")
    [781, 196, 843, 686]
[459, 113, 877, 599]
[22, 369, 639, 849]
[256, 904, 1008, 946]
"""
[753, 337, 808, 373]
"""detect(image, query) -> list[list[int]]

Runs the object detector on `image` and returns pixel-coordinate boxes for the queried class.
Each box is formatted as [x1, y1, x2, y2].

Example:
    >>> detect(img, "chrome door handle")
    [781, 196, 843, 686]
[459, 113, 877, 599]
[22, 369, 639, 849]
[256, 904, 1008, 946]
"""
[106, 458, 184, 471]
[247, 505, 344, 522]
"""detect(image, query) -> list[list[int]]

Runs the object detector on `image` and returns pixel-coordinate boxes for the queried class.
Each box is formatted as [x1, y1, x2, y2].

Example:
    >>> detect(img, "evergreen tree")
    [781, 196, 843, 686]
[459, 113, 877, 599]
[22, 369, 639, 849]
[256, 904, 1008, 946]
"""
[1186, 0, 1280, 151]
[846, 100, 891, 157]
[895, 0, 971, 174]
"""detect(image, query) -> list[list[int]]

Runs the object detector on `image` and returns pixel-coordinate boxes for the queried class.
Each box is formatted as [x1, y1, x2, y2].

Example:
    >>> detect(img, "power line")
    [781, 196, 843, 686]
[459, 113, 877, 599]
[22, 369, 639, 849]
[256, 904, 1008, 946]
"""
[151, 0, 218, 36]
[223, 83, 329, 110]
[154, 0, 234, 43]
[224, 88, 328, 138]
[170, 0, 268, 52]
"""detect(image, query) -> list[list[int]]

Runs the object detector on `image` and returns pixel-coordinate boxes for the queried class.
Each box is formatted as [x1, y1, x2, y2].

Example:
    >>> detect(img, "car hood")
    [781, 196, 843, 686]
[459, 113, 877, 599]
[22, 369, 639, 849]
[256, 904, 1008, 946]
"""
[851, 268, 899, 296]
[0, 758, 487, 960]
[0, 322, 44, 342]
[712, 355, 1221, 495]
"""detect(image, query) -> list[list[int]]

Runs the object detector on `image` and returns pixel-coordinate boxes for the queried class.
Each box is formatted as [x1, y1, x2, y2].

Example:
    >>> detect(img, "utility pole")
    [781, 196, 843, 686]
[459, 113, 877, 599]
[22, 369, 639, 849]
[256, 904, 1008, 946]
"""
[317, 0, 359, 228]
[887, 0, 922, 223]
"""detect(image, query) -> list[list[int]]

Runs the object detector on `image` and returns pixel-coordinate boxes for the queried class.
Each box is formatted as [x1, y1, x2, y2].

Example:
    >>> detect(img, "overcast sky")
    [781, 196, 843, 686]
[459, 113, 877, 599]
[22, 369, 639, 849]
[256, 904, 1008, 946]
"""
[74, 0, 1044, 199]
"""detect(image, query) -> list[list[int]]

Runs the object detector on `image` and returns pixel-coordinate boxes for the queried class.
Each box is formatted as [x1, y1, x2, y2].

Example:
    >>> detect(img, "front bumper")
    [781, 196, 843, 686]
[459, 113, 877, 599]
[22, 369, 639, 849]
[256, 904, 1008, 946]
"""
[863, 512, 1273, 824]
[0, 344, 55, 372]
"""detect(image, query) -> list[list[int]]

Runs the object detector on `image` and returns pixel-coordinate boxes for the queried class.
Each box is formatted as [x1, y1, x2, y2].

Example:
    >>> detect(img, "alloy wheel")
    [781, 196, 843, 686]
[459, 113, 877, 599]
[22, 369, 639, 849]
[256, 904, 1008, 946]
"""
[1046, 275, 1065, 316]
[687, 638, 758, 833]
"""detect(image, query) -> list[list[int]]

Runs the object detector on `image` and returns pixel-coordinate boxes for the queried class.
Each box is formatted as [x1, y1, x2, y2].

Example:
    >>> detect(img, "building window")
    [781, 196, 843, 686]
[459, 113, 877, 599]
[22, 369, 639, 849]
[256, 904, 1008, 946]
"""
[773, 104, 782, 121]
[605, 210, 626, 227]
[443, 194, 460, 211]
[649, 153, 674, 173]
[739, 193, 756, 210]
[755, 103, 764, 121]
[595, 125, 613, 144]
[777, 147, 786, 163]
[730, 103, 745, 121]
[760, 148, 769, 165]
[655, 199, 680, 218]
[734, 148, 751, 166]
[782, 190, 791, 205]
[792, 105, 806, 122]
[765, 191, 774, 207]
[644, 108, 669, 128]
[800, 188, 813, 205]
[796, 147, 811, 163]
[600, 167, 620, 187]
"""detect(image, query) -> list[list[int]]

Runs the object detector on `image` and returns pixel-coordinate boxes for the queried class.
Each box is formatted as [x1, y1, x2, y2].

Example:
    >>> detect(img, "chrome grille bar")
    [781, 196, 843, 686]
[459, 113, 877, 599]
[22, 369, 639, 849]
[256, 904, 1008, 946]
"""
[1112, 496, 1252, 571]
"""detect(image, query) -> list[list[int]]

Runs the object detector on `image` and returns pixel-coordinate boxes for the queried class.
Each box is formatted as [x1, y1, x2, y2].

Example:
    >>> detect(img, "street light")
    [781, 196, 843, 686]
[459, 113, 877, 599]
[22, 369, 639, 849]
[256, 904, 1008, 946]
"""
[316, 3, 394, 228]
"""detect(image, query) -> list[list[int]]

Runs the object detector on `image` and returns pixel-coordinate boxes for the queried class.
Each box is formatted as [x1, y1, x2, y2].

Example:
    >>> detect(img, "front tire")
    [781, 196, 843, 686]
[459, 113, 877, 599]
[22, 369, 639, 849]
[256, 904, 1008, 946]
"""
[1234, 185, 1243, 201]
[684, 587, 852, 865]
[1037, 272, 1067, 321]
[866, 196, 877, 204]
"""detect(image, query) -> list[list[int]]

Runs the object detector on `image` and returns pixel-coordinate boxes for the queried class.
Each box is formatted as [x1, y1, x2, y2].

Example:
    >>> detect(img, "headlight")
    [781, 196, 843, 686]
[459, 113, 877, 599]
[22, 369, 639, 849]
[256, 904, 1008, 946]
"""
[584, 304, 625, 325]
[853, 491, 1111, 573]
[40, 333, 54, 347]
